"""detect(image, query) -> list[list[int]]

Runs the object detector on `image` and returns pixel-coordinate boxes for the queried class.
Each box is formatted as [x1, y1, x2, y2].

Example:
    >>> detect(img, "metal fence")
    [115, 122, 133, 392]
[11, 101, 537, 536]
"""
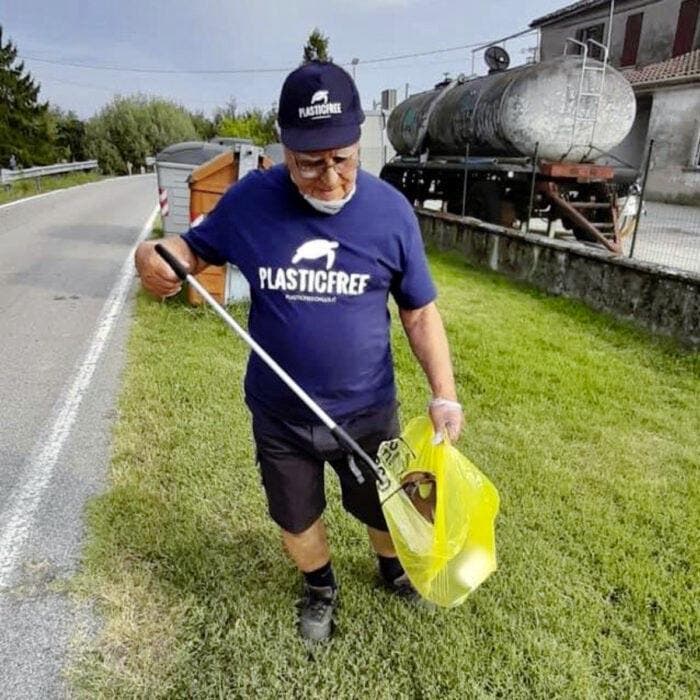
[623, 201, 700, 274]
[619, 139, 700, 275]
[0, 160, 99, 186]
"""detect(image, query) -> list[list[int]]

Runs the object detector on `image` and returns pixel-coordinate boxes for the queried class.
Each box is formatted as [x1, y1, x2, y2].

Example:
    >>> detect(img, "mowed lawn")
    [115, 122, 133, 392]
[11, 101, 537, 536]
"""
[70, 249, 699, 699]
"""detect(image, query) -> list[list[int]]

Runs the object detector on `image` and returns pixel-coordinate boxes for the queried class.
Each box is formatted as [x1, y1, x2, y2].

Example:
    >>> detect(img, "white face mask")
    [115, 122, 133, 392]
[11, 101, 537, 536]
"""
[302, 185, 356, 215]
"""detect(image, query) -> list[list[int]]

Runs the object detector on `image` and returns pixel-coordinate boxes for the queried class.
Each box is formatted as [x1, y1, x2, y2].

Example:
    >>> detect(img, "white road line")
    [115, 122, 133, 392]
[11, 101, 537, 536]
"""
[0, 204, 159, 588]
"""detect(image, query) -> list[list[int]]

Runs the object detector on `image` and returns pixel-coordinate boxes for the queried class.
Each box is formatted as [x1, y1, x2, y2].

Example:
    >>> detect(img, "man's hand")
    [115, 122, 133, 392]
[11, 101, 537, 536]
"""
[134, 236, 203, 299]
[428, 398, 463, 445]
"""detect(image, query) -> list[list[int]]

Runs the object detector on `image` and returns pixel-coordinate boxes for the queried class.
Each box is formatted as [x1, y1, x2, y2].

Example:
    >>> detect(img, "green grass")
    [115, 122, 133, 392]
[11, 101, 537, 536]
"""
[69, 249, 699, 699]
[0, 171, 104, 205]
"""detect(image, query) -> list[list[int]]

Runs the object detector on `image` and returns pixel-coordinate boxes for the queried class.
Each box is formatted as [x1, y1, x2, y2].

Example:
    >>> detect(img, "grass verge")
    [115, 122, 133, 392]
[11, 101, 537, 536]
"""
[69, 249, 699, 698]
[0, 171, 105, 205]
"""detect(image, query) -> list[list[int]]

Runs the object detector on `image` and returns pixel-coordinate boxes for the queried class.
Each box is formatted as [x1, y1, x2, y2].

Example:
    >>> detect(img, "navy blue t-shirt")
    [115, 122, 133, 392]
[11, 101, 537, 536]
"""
[183, 165, 436, 423]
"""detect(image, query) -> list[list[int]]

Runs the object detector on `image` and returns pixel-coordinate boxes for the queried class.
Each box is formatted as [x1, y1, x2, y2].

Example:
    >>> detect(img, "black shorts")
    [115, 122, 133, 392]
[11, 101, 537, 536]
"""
[251, 401, 400, 534]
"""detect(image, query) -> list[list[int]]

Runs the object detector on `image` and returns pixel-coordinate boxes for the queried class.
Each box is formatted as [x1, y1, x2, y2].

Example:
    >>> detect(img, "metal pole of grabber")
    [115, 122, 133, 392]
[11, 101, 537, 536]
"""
[526, 141, 540, 234]
[461, 144, 470, 217]
[629, 138, 653, 259]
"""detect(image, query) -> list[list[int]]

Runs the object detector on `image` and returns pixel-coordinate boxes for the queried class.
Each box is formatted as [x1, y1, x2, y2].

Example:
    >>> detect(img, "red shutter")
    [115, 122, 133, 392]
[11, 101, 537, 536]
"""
[621, 13, 643, 66]
[673, 0, 700, 57]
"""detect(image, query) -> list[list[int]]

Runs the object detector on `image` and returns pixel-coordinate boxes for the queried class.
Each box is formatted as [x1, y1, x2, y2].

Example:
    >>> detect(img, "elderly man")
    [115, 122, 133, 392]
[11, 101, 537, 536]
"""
[135, 61, 463, 642]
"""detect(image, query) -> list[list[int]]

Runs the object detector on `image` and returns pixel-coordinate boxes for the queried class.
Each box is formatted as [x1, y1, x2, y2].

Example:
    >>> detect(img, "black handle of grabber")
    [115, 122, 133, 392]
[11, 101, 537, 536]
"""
[331, 425, 389, 489]
[155, 243, 189, 281]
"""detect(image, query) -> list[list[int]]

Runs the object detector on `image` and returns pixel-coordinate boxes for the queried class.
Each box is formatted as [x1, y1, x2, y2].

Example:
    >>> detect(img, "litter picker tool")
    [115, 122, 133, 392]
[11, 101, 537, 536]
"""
[154, 243, 499, 606]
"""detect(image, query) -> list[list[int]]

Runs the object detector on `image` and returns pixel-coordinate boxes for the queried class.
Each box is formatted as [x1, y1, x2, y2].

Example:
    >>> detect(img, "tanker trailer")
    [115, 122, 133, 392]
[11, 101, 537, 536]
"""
[380, 49, 639, 253]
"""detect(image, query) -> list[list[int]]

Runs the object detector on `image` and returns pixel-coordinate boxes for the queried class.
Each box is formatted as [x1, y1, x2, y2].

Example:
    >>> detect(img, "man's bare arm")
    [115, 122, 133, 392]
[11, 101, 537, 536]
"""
[399, 301, 463, 441]
[134, 236, 209, 298]
[399, 301, 457, 400]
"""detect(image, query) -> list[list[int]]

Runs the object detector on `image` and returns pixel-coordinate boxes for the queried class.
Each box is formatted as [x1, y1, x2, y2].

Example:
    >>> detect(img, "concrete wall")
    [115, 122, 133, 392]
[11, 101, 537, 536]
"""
[644, 84, 700, 200]
[416, 209, 700, 346]
[538, 0, 700, 67]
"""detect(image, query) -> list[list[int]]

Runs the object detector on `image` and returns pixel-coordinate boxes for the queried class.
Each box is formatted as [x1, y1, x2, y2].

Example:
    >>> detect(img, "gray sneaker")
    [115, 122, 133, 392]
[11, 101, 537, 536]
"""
[296, 584, 338, 642]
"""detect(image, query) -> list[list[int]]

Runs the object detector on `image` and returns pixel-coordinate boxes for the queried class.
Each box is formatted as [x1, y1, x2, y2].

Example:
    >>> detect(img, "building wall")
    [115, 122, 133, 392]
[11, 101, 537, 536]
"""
[644, 84, 700, 200]
[538, 0, 700, 67]
[359, 110, 396, 176]
[607, 94, 652, 168]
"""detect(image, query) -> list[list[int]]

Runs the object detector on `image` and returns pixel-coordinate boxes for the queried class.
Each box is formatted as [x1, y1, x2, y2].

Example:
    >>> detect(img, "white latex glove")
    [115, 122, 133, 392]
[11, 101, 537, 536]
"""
[428, 398, 464, 445]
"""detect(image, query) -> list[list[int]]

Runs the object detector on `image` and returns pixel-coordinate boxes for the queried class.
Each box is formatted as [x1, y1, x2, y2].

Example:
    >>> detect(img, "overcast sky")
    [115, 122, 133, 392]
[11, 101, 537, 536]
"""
[2, 0, 566, 119]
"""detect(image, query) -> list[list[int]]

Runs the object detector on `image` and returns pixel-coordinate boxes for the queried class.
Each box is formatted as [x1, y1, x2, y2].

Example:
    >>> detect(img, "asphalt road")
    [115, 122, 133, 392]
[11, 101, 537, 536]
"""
[0, 175, 158, 699]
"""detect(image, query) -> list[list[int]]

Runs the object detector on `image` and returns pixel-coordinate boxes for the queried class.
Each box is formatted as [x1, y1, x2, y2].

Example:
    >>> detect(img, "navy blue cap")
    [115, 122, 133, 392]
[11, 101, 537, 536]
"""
[278, 61, 365, 152]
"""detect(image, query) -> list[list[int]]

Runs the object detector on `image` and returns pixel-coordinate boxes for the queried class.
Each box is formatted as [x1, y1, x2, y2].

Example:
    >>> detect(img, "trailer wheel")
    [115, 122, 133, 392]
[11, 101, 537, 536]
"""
[466, 182, 497, 222]
[466, 181, 517, 227]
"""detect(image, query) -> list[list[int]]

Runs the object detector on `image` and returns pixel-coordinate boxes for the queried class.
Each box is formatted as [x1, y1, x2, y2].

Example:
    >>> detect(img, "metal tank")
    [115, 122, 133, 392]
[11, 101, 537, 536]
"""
[387, 55, 636, 162]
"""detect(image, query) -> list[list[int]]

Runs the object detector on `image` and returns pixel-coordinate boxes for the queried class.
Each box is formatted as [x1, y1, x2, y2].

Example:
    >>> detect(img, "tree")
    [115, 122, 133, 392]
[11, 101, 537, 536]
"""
[190, 110, 216, 140]
[84, 95, 197, 174]
[303, 28, 331, 63]
[217, 108, 278, 146]
[50, 107, 87, 161]
[0, 25, 57, 167]
[213, 97, 238, 129]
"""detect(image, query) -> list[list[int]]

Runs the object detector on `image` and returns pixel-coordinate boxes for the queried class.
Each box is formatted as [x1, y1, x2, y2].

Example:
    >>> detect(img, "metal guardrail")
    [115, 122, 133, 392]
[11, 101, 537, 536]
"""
[0, 160, 99, 186]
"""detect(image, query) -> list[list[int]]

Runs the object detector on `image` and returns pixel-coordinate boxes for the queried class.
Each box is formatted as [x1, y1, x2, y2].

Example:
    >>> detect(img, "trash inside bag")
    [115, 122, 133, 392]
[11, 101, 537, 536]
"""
[377, 416, 500, 607]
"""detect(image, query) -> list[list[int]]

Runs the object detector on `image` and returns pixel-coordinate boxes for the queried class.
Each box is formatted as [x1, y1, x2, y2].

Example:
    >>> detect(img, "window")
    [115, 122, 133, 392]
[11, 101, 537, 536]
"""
[673, 0, 700, 57]
[620, 13, 644, 66]
[575, 23, 606, 59]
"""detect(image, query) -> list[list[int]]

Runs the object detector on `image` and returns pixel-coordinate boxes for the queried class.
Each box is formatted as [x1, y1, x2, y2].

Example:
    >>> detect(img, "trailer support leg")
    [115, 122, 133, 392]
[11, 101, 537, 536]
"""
[540, 182, 622, 254]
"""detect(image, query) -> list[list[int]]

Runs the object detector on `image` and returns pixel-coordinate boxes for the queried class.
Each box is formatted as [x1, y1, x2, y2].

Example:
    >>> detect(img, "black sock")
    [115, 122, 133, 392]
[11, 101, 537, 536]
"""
[377, 554, 404, 583]
[303, 561, 336, 590]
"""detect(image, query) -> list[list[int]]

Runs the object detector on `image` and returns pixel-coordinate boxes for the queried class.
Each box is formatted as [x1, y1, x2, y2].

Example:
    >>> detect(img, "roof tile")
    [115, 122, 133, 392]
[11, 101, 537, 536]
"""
[624, 49, 700, 87]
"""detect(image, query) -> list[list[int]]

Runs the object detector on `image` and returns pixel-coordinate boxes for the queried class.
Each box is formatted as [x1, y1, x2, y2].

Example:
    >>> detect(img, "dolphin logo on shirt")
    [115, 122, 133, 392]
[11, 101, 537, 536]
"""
[292, 239, 339, 270]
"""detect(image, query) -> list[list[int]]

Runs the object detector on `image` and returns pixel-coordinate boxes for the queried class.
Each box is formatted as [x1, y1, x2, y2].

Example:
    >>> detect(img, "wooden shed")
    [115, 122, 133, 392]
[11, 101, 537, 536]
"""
[186, 146, 270, 305]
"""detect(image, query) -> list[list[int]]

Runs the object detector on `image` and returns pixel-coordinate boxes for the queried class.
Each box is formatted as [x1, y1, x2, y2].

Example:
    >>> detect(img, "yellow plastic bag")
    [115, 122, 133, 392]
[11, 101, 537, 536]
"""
[377, 416, 500, 608]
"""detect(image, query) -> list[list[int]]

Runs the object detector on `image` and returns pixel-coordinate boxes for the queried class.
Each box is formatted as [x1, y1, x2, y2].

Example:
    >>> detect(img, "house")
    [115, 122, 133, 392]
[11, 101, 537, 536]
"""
[624, 50, 700, 201]
[530, 0, 700, 201]
[531, 0, 699, 67]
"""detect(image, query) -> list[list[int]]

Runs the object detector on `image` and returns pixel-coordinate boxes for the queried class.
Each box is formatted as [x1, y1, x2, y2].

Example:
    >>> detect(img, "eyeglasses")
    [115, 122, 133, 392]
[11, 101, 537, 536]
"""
[293, 150, 359, 180]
